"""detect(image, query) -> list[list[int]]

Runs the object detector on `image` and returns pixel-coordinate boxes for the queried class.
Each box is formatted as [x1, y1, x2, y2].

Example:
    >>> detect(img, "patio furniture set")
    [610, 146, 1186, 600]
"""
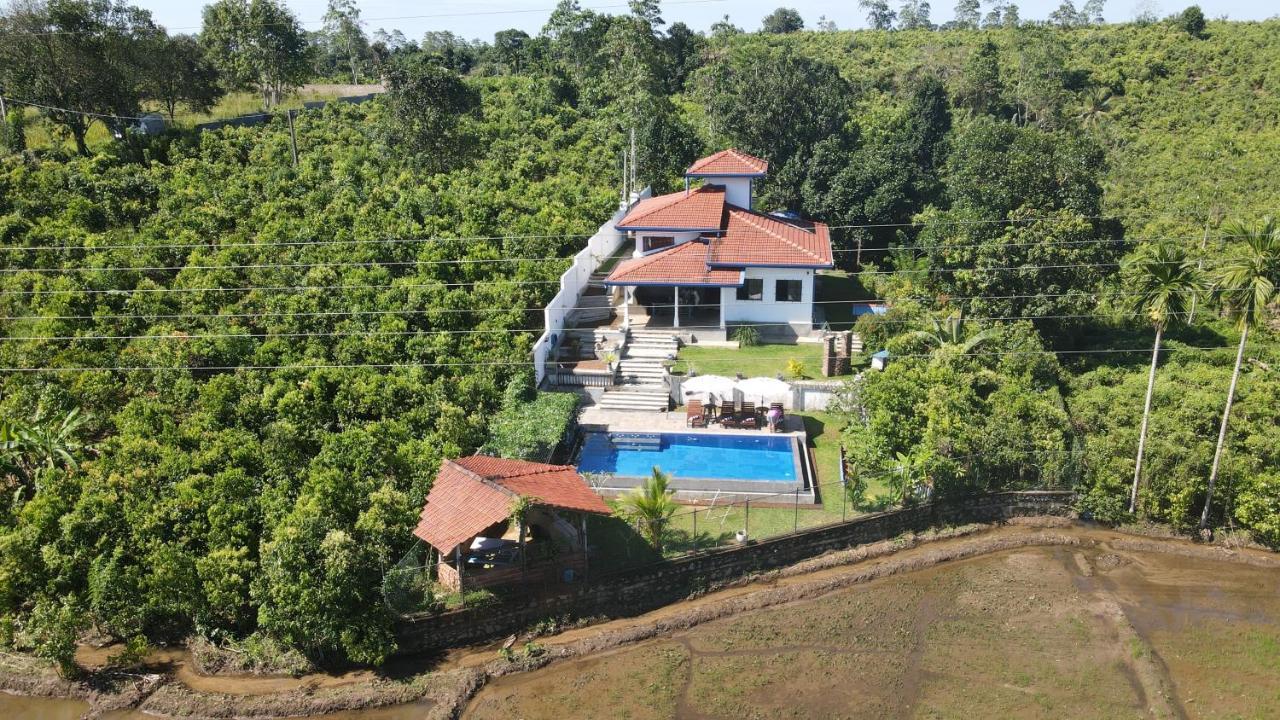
[686, 399, 785, 432]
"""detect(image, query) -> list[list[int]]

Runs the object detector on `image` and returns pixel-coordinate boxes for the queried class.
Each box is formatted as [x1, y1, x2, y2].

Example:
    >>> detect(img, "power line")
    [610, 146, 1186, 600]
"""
[0, 277, 562, 297]
[0, 344, 1274, 373]
[1, 96, 148, 122]
[0, 231, 1257, 274]
[0, 307, 1233, 342]
[0, 256, 1210, 296]
[0, 290, 1216, 323]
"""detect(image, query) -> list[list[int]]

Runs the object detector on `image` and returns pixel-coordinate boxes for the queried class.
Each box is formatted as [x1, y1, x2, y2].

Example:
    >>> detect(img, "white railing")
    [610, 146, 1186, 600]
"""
[533, 188, 651, 385]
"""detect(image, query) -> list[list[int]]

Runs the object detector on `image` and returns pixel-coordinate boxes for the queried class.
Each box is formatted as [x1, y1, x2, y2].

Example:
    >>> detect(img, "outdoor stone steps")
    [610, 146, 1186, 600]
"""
[622, 348, 675, 358]
[598, 386, 670, 412]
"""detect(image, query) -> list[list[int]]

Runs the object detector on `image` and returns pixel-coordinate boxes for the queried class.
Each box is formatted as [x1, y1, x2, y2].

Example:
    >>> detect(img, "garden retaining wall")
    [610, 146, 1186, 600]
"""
[395, 491, 1074, 653]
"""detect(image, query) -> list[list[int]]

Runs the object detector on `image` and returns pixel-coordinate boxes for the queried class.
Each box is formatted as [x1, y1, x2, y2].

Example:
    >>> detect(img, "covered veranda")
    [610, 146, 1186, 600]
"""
[602, 240, 742, 330]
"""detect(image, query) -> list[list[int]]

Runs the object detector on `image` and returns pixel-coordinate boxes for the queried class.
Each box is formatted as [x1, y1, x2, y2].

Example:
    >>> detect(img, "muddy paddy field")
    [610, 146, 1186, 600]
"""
[464, 534, 1280, 719]
[3, 522, 1277, 719]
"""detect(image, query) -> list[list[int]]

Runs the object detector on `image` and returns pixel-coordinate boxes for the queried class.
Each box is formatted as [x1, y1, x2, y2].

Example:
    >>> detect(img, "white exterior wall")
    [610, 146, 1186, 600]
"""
[633, 230, 701, 257]
[721, 177, 754, 209]
[720, 267, 815, 329]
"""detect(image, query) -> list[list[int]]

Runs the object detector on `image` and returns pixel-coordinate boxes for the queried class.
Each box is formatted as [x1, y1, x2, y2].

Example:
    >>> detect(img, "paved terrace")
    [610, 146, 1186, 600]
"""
[578, 405, 807, 435]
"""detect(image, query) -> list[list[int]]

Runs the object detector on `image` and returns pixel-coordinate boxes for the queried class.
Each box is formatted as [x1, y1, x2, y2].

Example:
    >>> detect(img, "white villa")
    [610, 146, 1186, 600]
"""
[603, 149, 835, 340]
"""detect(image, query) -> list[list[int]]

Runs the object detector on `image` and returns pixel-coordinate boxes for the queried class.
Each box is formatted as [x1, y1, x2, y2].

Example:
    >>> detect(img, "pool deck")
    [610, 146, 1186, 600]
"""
[576, 405, 814, 503]
[578, 406, 807, 436]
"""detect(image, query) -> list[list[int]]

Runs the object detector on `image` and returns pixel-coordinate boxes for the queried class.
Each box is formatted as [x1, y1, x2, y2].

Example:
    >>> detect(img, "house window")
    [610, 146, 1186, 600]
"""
[776, 279, 803, 302]
[642, 235, 674, 252]
[737, 278, 763, 301]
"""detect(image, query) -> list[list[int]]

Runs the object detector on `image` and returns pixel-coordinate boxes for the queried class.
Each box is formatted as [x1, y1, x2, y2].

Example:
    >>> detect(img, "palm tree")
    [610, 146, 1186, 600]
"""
[1122, 243, 1205, 514]
[617, 467, 678, 554]
[1199, 218, 1280, 532]
[903, 311, 1000, 362]
[1077, 87, 1112, 128]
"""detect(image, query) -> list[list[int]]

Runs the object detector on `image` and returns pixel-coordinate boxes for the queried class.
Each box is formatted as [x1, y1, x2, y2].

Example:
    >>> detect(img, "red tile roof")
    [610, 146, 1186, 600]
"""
[616, 186, 726, 230]
[604, 241, 744, 287]
[686, 149, 769, 177]
[708, 208, 834, 268]
[414, 456, 610, 553]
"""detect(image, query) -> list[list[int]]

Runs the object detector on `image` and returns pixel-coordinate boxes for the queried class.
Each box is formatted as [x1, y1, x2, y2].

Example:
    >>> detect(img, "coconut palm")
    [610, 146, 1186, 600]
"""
[1121, 243, 1206, 514]
[1199, 218, 1280, 532]
[1077, 87, 1112, 128]
[617, 467, 678, 554]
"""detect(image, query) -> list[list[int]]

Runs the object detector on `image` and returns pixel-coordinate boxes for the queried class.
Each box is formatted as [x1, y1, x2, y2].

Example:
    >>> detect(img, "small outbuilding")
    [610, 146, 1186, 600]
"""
[413, 455, 611, 592]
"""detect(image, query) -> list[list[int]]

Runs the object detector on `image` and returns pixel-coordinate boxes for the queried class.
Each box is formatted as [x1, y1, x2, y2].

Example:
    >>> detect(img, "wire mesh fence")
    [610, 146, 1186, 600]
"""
[383, 448, 1082, 618]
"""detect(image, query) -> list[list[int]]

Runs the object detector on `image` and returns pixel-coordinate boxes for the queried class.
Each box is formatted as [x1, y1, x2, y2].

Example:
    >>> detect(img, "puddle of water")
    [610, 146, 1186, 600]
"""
[0, 694, 90, 720]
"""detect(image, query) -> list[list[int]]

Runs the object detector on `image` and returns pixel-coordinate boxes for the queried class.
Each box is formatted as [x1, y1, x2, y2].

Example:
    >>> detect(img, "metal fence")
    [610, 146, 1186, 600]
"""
[383, 449, 1079, 618]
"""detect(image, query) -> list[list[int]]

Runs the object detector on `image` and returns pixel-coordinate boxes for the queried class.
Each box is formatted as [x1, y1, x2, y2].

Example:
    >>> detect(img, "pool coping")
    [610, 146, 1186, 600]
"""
[576, 429, 812, 502]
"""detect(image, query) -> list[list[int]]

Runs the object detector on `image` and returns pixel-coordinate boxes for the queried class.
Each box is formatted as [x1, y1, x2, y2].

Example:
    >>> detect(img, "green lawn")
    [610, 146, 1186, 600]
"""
[672, 342, 826, 379]
[661, 411, 889, 554]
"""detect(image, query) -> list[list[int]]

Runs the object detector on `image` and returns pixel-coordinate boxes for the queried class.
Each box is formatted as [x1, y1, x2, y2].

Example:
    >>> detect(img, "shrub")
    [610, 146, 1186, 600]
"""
[786, 358, 808, 379]
[484, 390, 579, 462]
[733, 325, 760, 347]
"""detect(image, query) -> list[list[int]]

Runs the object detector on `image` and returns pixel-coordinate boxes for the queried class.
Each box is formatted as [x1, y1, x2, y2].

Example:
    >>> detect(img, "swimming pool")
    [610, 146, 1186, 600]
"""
[577, 432, 800, 483]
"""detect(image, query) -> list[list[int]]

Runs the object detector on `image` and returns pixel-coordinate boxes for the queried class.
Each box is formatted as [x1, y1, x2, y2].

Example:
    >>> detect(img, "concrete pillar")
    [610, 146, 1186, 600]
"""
[673, 286, 680, 328]
[719, 290, 726, 330]
[623, 287, 631, 328]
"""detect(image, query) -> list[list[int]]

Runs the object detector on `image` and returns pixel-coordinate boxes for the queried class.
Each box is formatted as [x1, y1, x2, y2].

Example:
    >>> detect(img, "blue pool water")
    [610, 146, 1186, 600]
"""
[577, 432, 798, 482]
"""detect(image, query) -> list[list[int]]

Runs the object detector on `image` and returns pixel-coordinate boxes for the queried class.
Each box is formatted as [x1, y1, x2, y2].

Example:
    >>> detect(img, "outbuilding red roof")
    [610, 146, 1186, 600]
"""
[686, 148, 768, 177]
[603, 241, 744, 287]
[708, 208, 833, 268]
[414, 456, 611, 554]
[616, 185, 726, 231]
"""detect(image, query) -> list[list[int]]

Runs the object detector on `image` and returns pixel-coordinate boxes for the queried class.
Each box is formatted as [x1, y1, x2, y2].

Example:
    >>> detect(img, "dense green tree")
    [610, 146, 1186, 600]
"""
[696, 45, 853, 208]
[1050, 1, 1082, 27]
[859, 0, 897, 30]
[200, 0, 310, 108]
[898, 0, 933, 30]
[953, 0, 981, 29]
[0, 0, 162, 155]
[380, 56, 480, 172]
[956, 40, 1007, 117]
[761, 7, 804, 34]
[142, 34, 223, 122]
[1178, 5, 1206, 38]
[493, 29, 531, 72]
[322, 0, 368, 85]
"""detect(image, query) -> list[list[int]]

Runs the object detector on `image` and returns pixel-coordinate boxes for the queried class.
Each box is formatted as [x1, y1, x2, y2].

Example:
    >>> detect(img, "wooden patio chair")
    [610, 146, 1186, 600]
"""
[686, 400, 706, 428]
[719, 399, 741, 428]
[739, 402, 759, 430]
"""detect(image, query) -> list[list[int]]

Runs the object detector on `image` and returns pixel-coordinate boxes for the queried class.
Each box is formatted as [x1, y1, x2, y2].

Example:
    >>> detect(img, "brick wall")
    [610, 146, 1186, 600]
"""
[395, 491, 1074, 653]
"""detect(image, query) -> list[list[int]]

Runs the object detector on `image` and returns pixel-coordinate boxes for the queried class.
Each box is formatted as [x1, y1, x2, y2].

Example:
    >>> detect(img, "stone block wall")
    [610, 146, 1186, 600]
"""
[395, 491, 1074, 653]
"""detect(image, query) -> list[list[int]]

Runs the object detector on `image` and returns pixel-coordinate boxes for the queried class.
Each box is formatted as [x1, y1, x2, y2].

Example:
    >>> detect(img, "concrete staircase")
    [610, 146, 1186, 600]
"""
[568, 272, 616, 326]
[560, 327, 620, 361]
[597, 328, 679, 412]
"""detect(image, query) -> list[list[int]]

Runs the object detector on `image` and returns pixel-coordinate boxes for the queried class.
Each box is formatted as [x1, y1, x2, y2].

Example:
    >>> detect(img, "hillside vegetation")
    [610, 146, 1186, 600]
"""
[0, 0, 1278, 672]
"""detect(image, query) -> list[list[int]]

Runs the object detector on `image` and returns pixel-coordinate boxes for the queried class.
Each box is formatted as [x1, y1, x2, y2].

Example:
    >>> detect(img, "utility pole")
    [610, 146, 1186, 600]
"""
[287, 110, 299, 167]
[0, 90, 8, 150]
[629, 127, 637, 200]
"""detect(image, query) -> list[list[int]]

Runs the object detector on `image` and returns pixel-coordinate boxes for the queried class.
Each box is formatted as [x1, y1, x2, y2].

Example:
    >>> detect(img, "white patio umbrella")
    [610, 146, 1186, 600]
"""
[681, 374, 739, 405]
[735, 376, 793, 407]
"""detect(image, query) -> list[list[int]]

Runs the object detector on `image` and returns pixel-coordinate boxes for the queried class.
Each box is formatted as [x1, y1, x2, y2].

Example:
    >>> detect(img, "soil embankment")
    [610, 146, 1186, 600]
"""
[1, 519, 1276, 719]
